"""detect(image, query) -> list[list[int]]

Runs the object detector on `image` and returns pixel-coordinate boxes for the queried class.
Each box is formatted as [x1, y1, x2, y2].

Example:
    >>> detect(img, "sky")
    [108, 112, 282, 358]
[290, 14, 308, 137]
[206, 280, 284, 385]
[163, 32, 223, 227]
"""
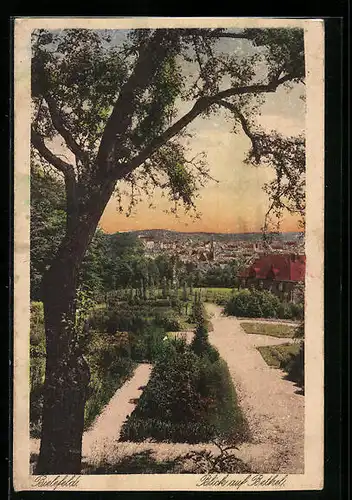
[48, 29, 306, 234]
[100, 91, 305, 234]
[98, 31, 305, 234]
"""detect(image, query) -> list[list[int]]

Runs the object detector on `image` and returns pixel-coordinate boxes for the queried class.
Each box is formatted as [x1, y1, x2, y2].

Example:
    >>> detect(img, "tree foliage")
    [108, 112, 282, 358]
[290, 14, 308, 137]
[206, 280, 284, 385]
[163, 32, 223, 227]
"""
[30, 26, 306, 474]
[31, 27, 305, 233]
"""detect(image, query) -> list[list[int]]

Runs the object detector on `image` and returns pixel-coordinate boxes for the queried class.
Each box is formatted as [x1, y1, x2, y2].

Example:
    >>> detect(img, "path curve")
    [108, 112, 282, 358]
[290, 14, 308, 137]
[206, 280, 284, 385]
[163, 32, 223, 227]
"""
[206, 303, 304, 474]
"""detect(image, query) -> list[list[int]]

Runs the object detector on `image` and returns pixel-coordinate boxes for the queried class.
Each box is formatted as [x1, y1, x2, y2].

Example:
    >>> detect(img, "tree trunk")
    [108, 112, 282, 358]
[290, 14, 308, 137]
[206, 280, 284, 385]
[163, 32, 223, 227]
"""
[35, 246, 90, 474]
[36, 179, 116, 474]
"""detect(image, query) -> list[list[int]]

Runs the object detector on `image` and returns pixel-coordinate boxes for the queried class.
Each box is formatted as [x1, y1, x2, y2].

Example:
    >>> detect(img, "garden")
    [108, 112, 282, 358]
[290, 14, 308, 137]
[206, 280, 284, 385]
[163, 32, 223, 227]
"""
[30, 293, 240, 441]
[120, 303, 249, 445]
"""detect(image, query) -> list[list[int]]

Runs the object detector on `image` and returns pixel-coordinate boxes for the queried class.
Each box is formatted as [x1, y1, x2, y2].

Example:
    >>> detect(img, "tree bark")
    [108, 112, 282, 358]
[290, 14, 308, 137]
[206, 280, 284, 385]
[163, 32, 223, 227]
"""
[36, 177, 117, 474]
[36, 251, 89, 473]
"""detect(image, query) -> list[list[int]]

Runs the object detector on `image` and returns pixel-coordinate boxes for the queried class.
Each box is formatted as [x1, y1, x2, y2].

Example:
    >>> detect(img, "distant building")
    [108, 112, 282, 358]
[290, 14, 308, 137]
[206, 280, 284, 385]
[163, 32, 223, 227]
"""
[238, 254, 306, 303]
[138, 236, 155, 250]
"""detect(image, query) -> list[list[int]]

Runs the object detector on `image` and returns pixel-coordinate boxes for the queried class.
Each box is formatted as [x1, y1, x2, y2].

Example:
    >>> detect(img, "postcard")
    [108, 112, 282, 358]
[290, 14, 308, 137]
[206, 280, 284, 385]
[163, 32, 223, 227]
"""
[13, 16, 324, 491]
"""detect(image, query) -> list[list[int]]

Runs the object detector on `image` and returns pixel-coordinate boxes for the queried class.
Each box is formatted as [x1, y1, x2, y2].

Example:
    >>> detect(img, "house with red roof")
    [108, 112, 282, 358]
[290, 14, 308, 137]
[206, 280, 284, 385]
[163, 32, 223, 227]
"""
[238, 254, 306, 302]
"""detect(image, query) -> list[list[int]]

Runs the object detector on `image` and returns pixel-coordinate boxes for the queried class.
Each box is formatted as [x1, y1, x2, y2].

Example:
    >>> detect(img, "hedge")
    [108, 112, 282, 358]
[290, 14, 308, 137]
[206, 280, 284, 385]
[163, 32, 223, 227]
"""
[224, 289, 303, 320]
[120, 338, 248, 444]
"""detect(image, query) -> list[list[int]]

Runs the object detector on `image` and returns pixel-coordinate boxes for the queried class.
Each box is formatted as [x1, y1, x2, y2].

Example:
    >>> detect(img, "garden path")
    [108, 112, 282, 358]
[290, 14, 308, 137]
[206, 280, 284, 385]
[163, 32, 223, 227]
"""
[30, 306, 304, 474]
[81, 363, 152, 462]
[206, 303, 304, 474]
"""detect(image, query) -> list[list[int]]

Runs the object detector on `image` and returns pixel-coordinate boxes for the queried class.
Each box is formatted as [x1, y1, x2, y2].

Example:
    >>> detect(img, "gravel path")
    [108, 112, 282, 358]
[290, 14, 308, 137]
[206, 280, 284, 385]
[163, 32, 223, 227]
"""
[31, 363, 153, 472]
[206, 304, 304, 474]
[30, 307, 303, 474]
[81, 363, 152, 462]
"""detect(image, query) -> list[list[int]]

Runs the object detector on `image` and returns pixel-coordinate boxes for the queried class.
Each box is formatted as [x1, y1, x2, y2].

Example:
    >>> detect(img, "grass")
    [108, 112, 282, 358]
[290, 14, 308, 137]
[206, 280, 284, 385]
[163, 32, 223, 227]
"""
[240, 322, 297, 338]
[83, 450, 184, 474]
[82, 445, 250, 474]
[257, 343, 300, 369]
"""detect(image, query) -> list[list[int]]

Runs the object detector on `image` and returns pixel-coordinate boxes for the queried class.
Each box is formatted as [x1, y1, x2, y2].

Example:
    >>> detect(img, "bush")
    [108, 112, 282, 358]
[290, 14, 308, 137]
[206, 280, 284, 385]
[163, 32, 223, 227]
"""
[287, 302, 304, 320]
[284, 342, 304, 389]
[224, 289, 301, 320]
[154, 311, 183, 331]
[189, 300, 206, 324]
[129, 326, 166, 362]
[120, 416, 215, 444]
[196, 358, 248, 442]
[30, 301, 45, 346]
[120, 341, 248, 444]
[191, 322, 220, 363]
[278, 303, 293, 319]
[29, 302, 46, 438]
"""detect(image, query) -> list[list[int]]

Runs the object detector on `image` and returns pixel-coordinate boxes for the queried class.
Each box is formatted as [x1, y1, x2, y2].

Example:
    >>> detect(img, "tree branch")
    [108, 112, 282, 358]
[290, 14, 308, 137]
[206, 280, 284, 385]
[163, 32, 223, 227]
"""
[44, 95, 87, 164]
[31, 128, 75, 177]
[31, 128, 78, 233]
[217, 99, 260, 162]
[96, 30, 177, 172]
[125, 74, 295, 174]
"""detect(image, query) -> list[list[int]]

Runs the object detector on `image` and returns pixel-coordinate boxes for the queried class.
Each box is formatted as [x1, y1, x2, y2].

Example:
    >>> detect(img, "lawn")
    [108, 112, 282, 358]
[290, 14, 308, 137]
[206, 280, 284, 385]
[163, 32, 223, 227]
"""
[257, 343, 300, 369]
[240, 322, 298, 338]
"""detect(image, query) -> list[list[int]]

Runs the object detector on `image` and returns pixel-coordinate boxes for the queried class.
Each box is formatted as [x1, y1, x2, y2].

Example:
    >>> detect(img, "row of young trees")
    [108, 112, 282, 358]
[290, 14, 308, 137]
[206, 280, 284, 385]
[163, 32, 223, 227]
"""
[30, 27, 306, 473]
[32, 165, 244, 301]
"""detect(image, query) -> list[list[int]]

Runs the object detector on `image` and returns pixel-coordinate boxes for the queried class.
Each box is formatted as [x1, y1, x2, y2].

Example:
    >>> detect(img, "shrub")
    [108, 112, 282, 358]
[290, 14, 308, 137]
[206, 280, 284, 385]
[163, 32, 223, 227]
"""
[224, 289, 301, 320]
[30, 302, 46, 438]
[196, 358, 248, 442]
[278, 303, 293, 319]
[191, 322, 220, 363]
[154, 311, 183, 331]
[287, 302, 304, 320]
[189, 300, 206, 324]
[30, 301, 45, 346]
[120, 416, 215, 444]
[256, 290, 281, 318]
[129, 326, 166, 362]
[120, 342, 248, 444]
[284, 342, 304, 389]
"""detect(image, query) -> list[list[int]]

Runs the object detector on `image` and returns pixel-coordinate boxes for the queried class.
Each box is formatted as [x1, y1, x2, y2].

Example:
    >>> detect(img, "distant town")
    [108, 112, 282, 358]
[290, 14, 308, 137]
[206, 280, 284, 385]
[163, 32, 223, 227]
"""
[131, 229, 305, 271]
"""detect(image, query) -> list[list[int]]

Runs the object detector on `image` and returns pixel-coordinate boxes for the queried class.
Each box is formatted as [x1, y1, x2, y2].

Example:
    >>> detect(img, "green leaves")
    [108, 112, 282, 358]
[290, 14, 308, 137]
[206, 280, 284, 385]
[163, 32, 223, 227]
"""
[32, 27, 306, 231]
[244, 131, 306, 230]
[243, 28, 305, 82]
[32, 28, 128, 160]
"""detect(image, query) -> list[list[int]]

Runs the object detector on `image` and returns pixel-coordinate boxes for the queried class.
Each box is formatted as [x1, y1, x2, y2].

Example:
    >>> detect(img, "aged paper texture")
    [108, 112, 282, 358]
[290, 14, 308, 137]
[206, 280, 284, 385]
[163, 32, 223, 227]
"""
[13, 17, 324, 491]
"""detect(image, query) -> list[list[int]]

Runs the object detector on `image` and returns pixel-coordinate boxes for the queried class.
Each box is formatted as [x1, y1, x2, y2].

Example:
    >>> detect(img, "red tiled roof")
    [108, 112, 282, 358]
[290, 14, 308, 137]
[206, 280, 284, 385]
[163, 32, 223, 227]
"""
[239, 254, 306, 281]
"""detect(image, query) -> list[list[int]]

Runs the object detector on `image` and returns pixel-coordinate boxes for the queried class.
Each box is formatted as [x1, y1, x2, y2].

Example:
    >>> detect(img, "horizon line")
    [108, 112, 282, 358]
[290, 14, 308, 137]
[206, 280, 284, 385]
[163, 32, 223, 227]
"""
[105, 228, 305, 235]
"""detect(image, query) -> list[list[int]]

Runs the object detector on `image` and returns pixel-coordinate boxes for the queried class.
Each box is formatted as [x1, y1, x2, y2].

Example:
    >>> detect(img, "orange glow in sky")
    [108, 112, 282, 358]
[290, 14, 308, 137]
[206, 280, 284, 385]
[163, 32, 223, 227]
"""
[99, 86, 305, 234]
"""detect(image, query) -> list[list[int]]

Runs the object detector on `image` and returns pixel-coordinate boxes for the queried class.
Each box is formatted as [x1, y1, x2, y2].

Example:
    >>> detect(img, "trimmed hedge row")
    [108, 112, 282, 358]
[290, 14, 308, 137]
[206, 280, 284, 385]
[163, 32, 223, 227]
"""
[120, 335, 248, 444]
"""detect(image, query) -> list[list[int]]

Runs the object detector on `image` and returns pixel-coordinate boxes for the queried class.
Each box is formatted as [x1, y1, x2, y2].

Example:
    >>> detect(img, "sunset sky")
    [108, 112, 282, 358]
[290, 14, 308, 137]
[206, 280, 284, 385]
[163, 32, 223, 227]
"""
[100, 82, 305, 234]
[98, 32, 305, 234]
[48, 30, 305, 234]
